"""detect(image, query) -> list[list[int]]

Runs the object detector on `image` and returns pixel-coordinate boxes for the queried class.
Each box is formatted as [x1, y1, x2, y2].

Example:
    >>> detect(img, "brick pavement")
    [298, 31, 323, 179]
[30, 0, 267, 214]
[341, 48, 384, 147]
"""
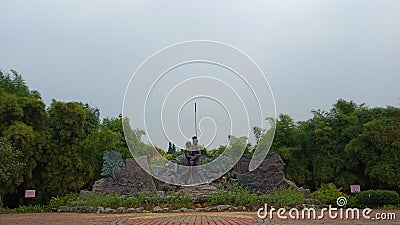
[123, 214, 258, 225]
[0, 212, 260, 225]
[0, 211, 399, 225]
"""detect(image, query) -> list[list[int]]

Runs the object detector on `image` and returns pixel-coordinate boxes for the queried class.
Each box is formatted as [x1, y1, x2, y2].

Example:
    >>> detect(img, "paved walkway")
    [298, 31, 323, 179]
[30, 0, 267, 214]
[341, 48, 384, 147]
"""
[1, 211, 399, 225]
[0, 212, 261, 225]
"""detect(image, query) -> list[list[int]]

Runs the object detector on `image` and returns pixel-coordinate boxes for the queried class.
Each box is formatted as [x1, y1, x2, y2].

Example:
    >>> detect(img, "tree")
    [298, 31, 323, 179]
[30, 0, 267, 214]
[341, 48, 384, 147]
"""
[82, 103, 100, 136]
[4, 122, 37, 181]
[39, 101, 91, 197]
[102, 117, 131, 159]
[346, 118, 400, 191]
[167, 142, 176, 154]
[47, 100, 87, 143]
[0, 88, 23, 134]
[0, 70, 40, 99]
[172, 144, 176, 154]
[0, 138, 25, 206]
[101, 150, 123, 182]
[252, 126, 265, 145]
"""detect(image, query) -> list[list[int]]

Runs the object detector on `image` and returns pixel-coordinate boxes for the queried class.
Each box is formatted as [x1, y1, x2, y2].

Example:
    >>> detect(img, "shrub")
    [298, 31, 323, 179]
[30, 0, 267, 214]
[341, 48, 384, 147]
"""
[355, 190, 399, 208]
[69, 193, 127, 208]
[311, 183, 346, 205]
[207, 182, 261, 207]
[233, 188, 258, 206]
[208, 183, 306, 208]
[166, 192, 194, 209]
[260, 188, 306, 207]
[7, 205, 46, 213]
[61, 191, 195, 210]
[47, 193, 78, 211]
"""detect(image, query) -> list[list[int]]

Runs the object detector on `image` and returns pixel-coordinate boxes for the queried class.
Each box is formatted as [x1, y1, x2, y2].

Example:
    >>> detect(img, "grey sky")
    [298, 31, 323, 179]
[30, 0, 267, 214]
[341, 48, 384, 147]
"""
[1, 1, 400, 148]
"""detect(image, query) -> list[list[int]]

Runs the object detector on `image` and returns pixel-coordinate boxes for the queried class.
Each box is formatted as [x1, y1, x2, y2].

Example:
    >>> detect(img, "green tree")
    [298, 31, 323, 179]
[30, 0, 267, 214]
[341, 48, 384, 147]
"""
[0, 138, 25, 206]
[4, 122, 37, 181]
[101, 150, 123, 182]
[0, 70, 40, 98]
[346, 118, 400, 191]
[102, 117, 131, 159]
[39, 101, 89, 197]
[82, 103, 100, 136]
[0, 88, 23, 134]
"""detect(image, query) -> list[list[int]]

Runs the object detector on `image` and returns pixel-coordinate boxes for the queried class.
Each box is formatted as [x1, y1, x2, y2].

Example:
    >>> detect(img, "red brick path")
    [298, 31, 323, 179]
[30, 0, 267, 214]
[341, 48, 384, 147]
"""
[124, 214, 257, 225]
[0, 212, 260, 225]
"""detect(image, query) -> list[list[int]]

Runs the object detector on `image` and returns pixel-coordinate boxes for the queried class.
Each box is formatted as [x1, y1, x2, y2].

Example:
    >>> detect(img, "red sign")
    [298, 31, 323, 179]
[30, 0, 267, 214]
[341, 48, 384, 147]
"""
[350, 185, 361, 193]
[25, 190, 36, 198]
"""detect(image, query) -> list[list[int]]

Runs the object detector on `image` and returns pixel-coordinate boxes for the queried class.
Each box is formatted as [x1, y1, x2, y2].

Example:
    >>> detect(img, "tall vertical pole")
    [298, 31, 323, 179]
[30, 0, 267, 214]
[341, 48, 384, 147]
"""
[194, 103, 197, 137]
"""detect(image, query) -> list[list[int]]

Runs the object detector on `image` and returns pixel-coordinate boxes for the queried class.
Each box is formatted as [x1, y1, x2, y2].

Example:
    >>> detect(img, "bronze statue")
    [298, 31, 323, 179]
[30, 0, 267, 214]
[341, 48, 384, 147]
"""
[183, 136, 202, 166]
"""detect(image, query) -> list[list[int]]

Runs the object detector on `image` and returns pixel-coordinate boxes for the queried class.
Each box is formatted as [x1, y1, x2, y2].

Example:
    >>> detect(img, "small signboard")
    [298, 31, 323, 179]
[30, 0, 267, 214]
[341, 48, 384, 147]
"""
[25, 190, 36, 198]
[350, 185, 361, 193]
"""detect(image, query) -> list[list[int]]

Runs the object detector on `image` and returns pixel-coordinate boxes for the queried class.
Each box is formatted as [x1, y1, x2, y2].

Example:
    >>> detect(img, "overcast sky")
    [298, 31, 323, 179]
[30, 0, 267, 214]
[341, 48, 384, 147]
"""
[1, 1, 399, 147]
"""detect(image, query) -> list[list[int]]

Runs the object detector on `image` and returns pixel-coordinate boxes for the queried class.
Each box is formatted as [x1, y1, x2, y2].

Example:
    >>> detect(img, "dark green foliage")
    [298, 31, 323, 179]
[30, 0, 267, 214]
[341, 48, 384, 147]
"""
[167, 142, 177, 154]
[0, 88, 23, 134]
[0, 70, 122, 207]
[0, 138, 25, 206]
[271, 99, 400, 193]
[172, 143, 176, 154]
[0, 70, 41, 99]
[101, 150, 123, 181]
[101, 117, 132, 159]
[82, 104, 100, 136]
[355, 190, 399, 208]
[346, 118, 400, 191]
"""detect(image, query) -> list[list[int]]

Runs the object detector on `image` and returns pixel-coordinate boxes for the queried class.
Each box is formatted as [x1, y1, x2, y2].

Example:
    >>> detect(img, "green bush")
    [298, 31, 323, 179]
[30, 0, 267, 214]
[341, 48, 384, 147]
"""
[208, 182, 260, 207]
[61, 191, 195, 210]
[166, 192, 194, 209]
[47, 193, 78, 211]
[233, 189, 258, 206]
[260, 188, 306, 207]
[380, 204, 398, 210]
[6, 205, 47, 213]
[208, 190, 234, 206]
[69, 193, 128, 208]
[41, 183, 308, 210]
[208, 183, 305, 208]
[355, 190, 399, 208]
[311, 183, 346, 205]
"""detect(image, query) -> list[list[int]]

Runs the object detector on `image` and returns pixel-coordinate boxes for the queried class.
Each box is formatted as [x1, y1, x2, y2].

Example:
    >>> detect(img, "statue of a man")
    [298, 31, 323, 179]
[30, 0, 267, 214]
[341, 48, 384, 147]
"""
[191, 136, 202, 166]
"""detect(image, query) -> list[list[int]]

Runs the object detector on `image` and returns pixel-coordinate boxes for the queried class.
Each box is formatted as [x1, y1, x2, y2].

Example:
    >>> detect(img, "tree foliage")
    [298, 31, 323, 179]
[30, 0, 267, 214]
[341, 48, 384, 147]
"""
[272, 99, 400, 192]
[101, 150, 123, 181]
[0, 138, 25, 206]
[0, 70, 124, 206]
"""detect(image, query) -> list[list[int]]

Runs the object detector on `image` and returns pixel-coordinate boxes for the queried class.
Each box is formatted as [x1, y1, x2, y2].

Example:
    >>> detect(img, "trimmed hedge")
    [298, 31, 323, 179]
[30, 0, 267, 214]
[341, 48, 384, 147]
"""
[355, 190, 399, 208]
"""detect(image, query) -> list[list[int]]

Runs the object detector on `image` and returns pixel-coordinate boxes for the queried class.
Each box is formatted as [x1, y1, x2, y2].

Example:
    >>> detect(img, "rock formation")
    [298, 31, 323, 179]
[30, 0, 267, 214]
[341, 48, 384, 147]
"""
[90, 158, 156, 196]
[85, 153, 309, 198]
